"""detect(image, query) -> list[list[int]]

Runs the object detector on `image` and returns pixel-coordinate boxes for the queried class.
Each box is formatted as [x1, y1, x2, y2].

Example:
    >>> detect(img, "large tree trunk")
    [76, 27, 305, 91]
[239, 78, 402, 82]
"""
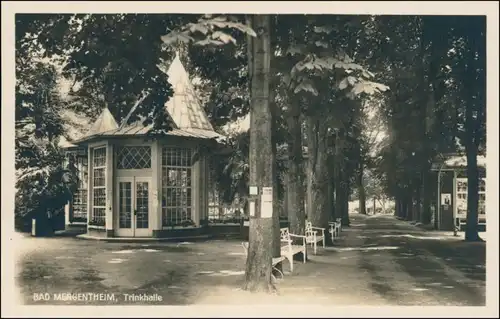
[326, 152, 335, 222]
[357, 160, 367, 215]
[395, 196, 401, 217]
[463, 32, 484, 242]
[401, 192, 408, 220]
[244, 14, 276, 293]
[335, 163, 350, 226]
[342, 179, 350, 225]
[269, 65, 281, 268]
[306, 117, 330, 230]
[286, 101, 306, 236]
[405, 183, 414, 221]
[465, 147, 481, 241]
[415, 179, 422, 222]
[330, 171, 336, 220]
[421, 171, 433, 224]
[334, 136, 344, 222]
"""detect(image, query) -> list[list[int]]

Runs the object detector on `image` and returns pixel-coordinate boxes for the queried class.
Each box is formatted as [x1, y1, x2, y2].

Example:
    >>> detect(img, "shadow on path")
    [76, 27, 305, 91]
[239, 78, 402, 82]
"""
[351, 214, 485, 306]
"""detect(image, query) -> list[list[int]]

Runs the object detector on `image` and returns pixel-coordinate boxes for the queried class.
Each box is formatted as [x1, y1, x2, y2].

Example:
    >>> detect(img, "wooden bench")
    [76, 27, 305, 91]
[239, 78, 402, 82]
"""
[280, 227, 307, 273]
[305, 221, 325, 254]
[241, 242, 285, 280]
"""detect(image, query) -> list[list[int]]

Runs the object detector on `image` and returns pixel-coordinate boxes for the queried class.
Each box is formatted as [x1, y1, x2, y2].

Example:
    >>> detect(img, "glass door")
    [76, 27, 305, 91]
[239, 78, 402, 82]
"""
[133, 177, 151, 237]
[115, 177, 152, 237]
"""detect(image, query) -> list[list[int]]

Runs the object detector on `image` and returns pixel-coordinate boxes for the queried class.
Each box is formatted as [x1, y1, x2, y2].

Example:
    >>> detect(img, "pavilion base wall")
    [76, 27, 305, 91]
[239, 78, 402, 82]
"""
[88, 228, 107, 238]
[79, 221, 292, 241]
[152, 226, 209, 239]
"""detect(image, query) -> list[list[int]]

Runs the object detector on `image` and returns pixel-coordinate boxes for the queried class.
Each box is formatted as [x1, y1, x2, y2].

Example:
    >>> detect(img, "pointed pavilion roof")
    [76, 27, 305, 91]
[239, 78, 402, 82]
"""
[72, 54, 224, 145]
[88, 107, 119, 135]
[165, 53, 214, 131]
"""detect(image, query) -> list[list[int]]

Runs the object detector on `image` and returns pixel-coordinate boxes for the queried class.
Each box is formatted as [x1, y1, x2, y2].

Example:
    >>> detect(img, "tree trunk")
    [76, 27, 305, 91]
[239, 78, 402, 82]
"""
[421, 171, 433, 224]
[330, 172, 336, 220]
[406, 183, 414, 221]
[342, 181, 350, 225]
[306, 116, 330, 230]
[269, 70, 281, 267]
[401, 194, 408, 220]
[334, 157, 344, 222]
[244, 14, 275, 293]
[286, 101, 306, 236]
[464, 138, 482, 241]
[326, 156, 335, 222]
[415, 180, 422, 222]
[395, 196, 400, 217]
[463, 34, 483, 242]
[334, 130, 347, 226]
[306, 159, 313, 220]
[357, 160, 367, 215]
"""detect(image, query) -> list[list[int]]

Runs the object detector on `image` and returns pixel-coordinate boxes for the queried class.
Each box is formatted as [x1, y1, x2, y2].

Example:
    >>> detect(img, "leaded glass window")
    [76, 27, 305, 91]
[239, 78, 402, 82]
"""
[116, 146, 152, 169]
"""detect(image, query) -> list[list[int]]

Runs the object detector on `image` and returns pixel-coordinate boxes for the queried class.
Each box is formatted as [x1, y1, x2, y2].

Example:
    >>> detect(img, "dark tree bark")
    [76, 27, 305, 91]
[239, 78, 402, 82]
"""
[269, 55, 281, 268]
[401, 193, 408, 220]
[405, 182, 414, 221]
[394, 196, 400, 217]
[330, 170, 336, 220]
[306, 116, 330, 230]
[464, 146, 481, 241]
[415, 182, 422, 222]
[326, 150, 335, 223]
[342, 180, 350, 225]
[244, 14, 276, 293]
[334, 133, 344, 224]
[357, 160, 367, 215]
[421, 171, 433, 224]
[463, 26, 485, 242]
[286, 100, 306, 237]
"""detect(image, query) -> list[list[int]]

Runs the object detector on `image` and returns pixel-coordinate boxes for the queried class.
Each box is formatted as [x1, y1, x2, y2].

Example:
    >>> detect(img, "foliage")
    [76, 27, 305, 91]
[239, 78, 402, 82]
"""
[210, 130, 250, 205]
[15, 59, 78, 223]
[16, 14, 203, 131]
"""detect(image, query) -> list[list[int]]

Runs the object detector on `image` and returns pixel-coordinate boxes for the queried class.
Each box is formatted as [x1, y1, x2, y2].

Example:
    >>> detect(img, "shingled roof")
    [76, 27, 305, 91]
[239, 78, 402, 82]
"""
[71, 53, 222, 145]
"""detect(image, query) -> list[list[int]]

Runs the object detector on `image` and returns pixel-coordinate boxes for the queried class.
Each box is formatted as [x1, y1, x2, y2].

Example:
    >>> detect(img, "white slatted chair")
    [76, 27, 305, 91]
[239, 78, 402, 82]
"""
[241, 242, 285, 280]
[305, 221, 325, 254]
[328, 219, 341, 242]
[280, 227, 307, 273]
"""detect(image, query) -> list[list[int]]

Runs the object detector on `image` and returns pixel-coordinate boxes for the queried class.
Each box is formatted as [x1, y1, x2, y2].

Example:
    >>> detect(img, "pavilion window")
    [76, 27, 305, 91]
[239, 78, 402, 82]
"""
[456, 177, 487, 217]
[91, 147, 106, 226]
[116, 146, 151, 169]
[478, 178, 486, 215]
[73, 156, 88, 222]
[161, 147, 193, 227]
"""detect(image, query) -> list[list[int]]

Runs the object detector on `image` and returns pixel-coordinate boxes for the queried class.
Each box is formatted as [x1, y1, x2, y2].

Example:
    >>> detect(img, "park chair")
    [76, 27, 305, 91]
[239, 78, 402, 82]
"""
[305, 221, 326, 254]
[279, 227, 307, 273]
